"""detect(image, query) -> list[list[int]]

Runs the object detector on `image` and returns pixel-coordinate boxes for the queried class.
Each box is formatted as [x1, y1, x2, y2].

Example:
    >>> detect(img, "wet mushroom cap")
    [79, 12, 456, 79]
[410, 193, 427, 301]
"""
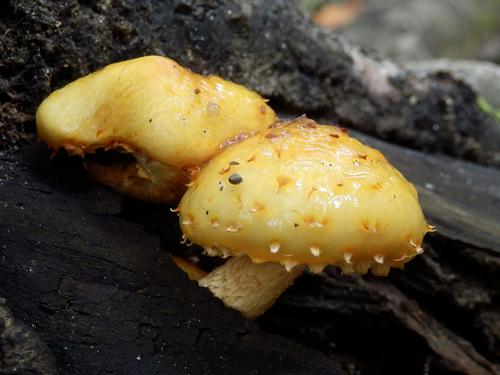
[36, 55, 275, 202]
[179, 117, 430, 275]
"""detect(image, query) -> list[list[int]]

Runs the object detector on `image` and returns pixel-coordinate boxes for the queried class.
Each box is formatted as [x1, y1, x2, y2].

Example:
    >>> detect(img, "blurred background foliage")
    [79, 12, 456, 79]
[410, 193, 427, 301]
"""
[296, 0, 500, 63]
[296, 0, 500, 116]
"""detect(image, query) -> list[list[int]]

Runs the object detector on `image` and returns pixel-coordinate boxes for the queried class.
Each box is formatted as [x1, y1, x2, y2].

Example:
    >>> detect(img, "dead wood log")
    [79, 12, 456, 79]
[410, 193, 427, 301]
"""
[0, 298, 59, 374]
[1, 1, 499, 374]
[0, 145, 343, 374]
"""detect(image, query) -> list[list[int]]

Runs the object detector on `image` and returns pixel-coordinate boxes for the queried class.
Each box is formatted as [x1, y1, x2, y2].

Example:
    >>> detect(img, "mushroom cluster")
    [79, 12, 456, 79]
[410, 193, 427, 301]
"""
[37, 56, 431, 319]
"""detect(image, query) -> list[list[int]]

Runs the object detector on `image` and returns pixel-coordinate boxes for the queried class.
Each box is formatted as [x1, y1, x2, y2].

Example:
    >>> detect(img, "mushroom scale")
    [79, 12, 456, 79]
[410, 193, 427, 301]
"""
[180, 117, 429, 273]
[179, 117, 431, 317]
[36, 56, 276, 203]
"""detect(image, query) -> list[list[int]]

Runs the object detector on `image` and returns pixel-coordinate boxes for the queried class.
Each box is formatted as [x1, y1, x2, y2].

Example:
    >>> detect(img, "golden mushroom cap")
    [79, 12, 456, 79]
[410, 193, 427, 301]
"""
[36, 55, 275, 169]
[179, 117, 431, 275]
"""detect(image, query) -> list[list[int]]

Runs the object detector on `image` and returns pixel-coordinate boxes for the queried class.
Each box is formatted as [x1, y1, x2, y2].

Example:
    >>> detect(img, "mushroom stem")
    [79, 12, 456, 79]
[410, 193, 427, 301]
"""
[198, 256, 305, 319]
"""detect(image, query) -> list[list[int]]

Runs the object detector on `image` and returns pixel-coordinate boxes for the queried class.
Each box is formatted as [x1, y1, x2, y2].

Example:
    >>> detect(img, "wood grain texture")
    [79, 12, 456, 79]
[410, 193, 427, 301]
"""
[0, 146, 342, 374]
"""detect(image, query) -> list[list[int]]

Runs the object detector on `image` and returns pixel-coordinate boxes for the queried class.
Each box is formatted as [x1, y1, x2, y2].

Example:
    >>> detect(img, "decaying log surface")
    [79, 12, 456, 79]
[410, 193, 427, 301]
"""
[1, 0, 499, 166]
[2, 134, 497, 374]
[0, 298, 59, 374]
[265, 254, 500, 375]
[1, 0, 499, 374]
[0, 145, 342, 374]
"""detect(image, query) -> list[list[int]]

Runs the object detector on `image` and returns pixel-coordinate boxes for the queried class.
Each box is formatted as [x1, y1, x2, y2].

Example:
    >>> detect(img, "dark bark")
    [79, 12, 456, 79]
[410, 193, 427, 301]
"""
[2, 131, 498, 374]
[1, 0, 499, 166]
[0, 145, 342, 374]
[1, 0, 500, 374]
[0, 298, 59, 374]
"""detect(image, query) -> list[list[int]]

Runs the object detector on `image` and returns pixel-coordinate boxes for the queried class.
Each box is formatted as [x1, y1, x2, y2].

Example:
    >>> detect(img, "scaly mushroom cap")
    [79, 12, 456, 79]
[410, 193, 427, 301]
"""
[36, 55, 275, 202]
[179, 117, 430, 275]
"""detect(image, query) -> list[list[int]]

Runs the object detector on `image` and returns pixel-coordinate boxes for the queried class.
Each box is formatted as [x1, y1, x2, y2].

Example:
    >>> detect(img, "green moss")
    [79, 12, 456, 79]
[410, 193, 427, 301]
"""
[478, 97, 500, 123]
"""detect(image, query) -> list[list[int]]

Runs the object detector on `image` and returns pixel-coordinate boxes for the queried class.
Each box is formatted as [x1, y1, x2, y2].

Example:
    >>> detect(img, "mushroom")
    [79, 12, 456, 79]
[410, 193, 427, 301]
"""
[36, 55, 275, 203]
[178, 116, 432, 318]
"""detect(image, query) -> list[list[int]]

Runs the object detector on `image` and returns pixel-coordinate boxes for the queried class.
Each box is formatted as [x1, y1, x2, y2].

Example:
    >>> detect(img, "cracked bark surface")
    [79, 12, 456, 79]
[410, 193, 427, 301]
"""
[0, 298, 59, 374]
[2, 134, 498, 374]
[0, 145, 342, 374]
[1, 0, 499, 374]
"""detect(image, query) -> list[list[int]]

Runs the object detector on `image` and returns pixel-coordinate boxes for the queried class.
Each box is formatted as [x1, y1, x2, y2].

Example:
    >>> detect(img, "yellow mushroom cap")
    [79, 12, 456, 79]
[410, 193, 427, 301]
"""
[36, 55, 275, 202]
[179, 117, 430, 275]
[36, 55, 275, 167]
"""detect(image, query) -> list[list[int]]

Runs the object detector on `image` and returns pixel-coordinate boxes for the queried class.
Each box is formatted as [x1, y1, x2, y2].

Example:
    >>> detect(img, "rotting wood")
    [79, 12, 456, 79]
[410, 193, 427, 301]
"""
[0, 146, 343, 374]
